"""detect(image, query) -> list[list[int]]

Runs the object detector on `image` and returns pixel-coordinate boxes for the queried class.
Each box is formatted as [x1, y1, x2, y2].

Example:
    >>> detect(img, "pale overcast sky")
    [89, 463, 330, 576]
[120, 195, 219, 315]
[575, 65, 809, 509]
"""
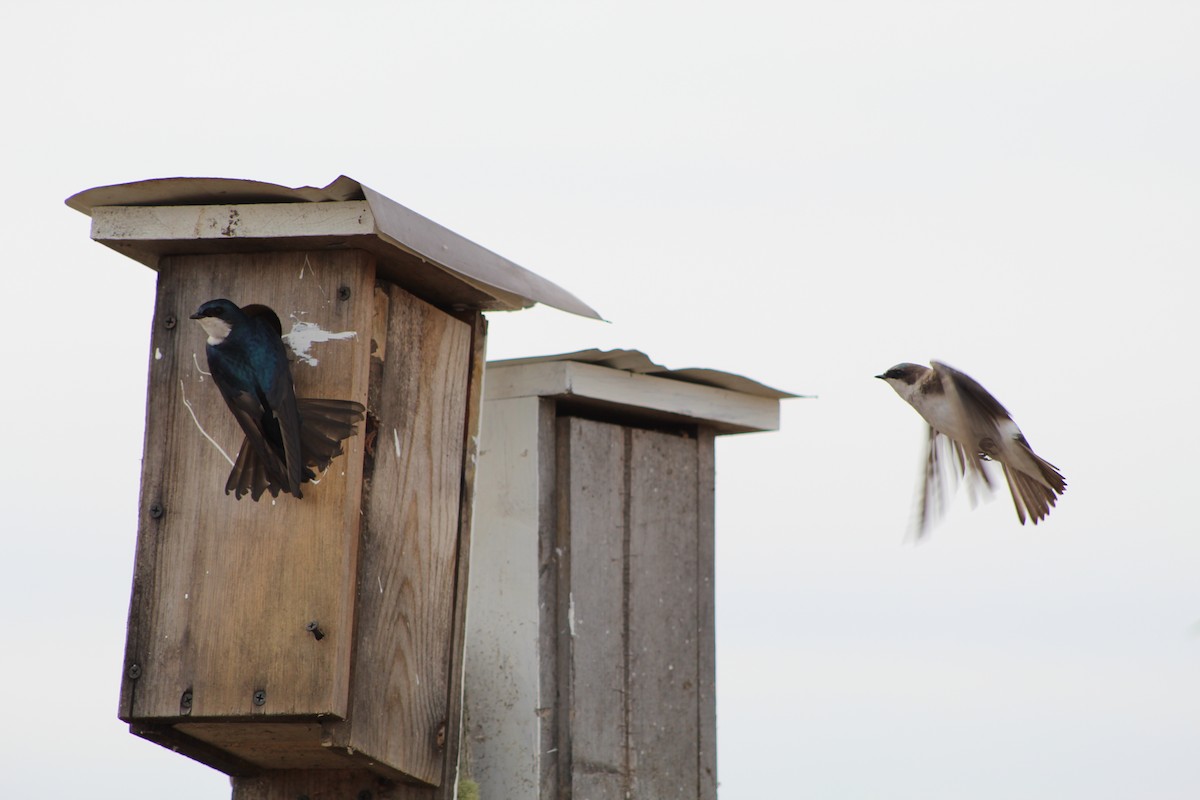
[3, 2, 1198, 798]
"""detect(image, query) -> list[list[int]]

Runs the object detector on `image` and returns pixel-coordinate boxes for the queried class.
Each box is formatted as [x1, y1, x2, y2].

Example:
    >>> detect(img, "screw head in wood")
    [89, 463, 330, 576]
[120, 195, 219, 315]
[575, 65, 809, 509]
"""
[163, 314, 177, 329]
[338, 286, 352, 301]
[306, 621, 326, 641]
[127, 663, 142, 680]
[252, 689, 266, 706]
[180, 690, 193, 714]
[149, 503, 164, 519]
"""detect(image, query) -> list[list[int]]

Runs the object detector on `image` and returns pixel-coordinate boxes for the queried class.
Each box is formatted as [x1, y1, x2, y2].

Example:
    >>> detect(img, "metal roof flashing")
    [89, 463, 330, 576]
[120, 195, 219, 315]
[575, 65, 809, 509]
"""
[66, 176, 600, 319]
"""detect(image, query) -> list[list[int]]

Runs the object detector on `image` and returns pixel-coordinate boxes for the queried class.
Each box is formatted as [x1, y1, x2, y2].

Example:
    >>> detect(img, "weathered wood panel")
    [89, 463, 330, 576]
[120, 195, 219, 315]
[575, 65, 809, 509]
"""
[175, 722, 347, 770]
[122, 250, 373, 722]
[535, 398, 561, 800]
[552, 419, 710, 800]
[550, 418, 714, 800]
[627, 427, 701, 800]
[696, 427, 718, 800]
[560, 416, 630, 800]
[232, 769, 439, 800]
[326, 283, 471, 786]
[462, 396, 546, 800]
[437, 308, 488, 798]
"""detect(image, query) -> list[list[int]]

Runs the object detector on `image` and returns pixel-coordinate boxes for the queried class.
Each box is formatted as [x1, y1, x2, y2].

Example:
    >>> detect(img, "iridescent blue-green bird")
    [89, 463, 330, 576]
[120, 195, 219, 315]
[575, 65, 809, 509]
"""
[190, 299, 365, 500]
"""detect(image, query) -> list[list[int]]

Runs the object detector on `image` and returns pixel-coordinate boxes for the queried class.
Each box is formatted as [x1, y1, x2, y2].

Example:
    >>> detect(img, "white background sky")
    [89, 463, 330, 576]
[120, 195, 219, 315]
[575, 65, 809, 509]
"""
[3, 2, 1198, 798]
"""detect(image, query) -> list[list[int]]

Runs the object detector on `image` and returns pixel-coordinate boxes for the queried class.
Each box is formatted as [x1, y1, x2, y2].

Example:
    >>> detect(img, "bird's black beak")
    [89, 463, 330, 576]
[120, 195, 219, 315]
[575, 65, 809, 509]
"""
[874, 374, 886, 380]
[189, 311, 204, 320]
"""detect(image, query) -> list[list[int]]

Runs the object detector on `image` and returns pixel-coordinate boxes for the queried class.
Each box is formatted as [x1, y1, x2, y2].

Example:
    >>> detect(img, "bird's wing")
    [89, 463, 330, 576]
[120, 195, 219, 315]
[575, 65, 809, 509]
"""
[251, 319, 305, 497]
[264, 378, 305, 495]
[914, 425, 952, 538]
[931, 360, 1013, 435]
[913, 425, 995, 539]
[219, 386, 294, 492]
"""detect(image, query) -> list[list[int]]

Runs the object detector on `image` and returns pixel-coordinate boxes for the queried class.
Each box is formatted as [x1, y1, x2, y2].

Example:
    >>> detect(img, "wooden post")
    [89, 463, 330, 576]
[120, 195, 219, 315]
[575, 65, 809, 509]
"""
[66, 176, 598, 799]
[463, 351, 794, 799]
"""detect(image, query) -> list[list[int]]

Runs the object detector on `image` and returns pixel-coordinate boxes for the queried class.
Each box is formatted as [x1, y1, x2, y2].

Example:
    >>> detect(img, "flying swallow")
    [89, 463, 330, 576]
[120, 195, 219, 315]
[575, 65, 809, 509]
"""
[191, 299, 365, 500]
[876, 361, 1066, 536]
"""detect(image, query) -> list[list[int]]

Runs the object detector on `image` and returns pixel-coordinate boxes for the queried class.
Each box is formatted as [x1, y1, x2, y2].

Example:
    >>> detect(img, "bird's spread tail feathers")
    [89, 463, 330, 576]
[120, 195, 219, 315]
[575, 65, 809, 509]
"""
[1002, 452, 1066, 525]
[227, 398, 366, 501]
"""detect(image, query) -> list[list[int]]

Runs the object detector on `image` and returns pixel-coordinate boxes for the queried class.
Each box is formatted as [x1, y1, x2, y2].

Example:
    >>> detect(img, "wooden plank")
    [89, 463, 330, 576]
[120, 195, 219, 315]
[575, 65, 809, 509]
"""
[123, 250, 373, 722]
[175, 722, 347, 770]
[485, 361, 782, 433]
[436, 308, 488, 799]
[696, 427, 718, 800]
[129, 722, 260, 777]
[91, 201, 375, 243]
[561, 417, 630, 800]
[461, 396, 545, 800]
[535, 397, 559, 800]
[328, 283, 471, 786]
[232, 769, 435, 800]
[627, 427, 701, 799]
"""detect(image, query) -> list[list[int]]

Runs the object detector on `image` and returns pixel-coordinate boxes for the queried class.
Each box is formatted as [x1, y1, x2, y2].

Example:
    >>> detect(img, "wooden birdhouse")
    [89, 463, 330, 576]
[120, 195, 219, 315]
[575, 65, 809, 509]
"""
[67, 176, 599, 799]
[463, 350, 795, 800]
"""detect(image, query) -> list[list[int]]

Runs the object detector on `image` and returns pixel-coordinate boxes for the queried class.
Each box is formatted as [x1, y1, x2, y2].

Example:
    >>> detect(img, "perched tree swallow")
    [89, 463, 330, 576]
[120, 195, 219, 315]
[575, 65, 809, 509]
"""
[876, 361, 1066, 536]
[191, 299, 365, 501]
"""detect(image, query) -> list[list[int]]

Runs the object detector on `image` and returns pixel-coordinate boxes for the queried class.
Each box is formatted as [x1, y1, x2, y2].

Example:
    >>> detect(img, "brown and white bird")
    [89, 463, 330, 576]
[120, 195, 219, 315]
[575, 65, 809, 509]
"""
[876, 361, 1066, 536]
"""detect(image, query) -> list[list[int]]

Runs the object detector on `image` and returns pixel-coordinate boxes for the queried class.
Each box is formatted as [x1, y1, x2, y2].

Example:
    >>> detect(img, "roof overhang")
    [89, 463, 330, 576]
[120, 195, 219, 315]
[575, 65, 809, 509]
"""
[67, 176, 601, 319]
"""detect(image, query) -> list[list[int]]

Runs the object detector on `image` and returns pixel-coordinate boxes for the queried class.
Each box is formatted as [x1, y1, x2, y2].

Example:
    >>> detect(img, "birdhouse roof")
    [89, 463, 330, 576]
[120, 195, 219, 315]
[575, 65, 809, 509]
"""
[66, 175, 600, 319]
[485, 349, 803, 434]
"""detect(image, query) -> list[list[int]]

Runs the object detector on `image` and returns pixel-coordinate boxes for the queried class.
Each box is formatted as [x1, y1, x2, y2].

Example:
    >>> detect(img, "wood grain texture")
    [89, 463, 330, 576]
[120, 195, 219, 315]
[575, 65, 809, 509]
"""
[626, 427, 701, 800]
[551, 417, 713, 800]
[435, 309, 488, 799]
[232, 769, 437, 800]
[326, 283, 472, 786]
[175, 722, 348, 770]
[122, 250, 373, 722]
[560, 416, 629, 800]
[696, 427, 718, 800]
[536, 398, 560, 800]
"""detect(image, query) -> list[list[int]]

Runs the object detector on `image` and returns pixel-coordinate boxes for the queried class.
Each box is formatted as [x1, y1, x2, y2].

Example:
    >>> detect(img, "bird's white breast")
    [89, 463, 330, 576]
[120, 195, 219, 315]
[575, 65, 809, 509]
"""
[198, 317, 232, 345]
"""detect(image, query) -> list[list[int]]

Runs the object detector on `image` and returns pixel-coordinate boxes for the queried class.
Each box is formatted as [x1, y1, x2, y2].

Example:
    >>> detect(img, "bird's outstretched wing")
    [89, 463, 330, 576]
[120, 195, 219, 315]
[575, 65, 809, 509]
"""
[932, 360, 1013, 433]
[913, 425, 994, 539]
[261, 368, 305, 495]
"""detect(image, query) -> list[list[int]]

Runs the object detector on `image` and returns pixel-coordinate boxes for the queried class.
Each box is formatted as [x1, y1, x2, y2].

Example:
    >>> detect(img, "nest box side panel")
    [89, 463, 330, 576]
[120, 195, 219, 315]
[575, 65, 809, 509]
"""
[555, 418, 711, 800]
[121, 250, 374, 722]
[328, 283, 471, 786]
[626, 427, 704, 800]
[557, 416, 630, 800]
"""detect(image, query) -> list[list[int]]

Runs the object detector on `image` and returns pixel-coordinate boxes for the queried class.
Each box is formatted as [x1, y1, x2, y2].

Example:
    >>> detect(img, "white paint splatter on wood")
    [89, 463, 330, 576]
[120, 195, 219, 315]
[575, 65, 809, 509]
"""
[283, 321, 357, 366]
